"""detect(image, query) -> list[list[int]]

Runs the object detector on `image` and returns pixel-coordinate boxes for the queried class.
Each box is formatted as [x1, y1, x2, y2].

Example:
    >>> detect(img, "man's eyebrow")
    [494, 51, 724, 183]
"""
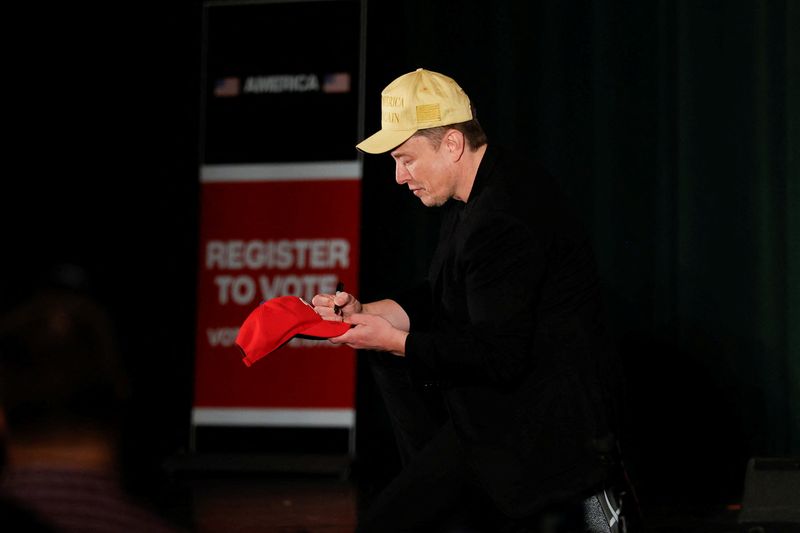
[391, 150, 407, 158]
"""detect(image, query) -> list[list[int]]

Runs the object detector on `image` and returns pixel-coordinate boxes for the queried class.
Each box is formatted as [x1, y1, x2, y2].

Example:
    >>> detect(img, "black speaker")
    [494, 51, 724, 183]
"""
[738, 457, 800, 533]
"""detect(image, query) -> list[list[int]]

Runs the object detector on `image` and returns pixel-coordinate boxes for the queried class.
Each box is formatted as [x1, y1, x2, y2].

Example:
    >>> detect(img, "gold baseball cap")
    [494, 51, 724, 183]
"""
[356, 68, 473, 154]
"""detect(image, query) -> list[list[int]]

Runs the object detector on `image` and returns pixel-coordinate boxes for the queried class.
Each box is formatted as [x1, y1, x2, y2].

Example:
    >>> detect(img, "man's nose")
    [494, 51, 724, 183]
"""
[395, 161, 410, 184]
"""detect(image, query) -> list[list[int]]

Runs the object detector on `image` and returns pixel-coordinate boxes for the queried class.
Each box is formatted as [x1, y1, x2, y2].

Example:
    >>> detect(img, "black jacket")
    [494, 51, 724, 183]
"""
[394, 145, 623, 518]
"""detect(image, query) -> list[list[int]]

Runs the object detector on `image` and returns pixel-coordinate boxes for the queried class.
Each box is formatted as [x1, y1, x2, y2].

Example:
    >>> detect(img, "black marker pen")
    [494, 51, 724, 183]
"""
[333, 282, 345, 316]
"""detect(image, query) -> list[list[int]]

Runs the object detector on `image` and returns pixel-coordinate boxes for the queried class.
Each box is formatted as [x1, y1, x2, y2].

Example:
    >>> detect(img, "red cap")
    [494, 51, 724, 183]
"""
[235, 296, 351, 367]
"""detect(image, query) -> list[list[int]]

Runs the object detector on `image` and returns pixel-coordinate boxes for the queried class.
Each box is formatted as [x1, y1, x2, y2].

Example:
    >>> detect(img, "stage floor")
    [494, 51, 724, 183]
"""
[159, 454, 748, 533]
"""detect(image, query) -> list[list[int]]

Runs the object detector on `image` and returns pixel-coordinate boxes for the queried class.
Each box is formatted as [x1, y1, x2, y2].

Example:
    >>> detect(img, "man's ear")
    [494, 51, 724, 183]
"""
[443, 129, 466, 161]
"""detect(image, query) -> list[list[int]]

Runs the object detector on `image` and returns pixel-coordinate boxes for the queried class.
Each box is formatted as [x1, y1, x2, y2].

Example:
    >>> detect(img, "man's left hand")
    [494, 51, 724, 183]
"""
[329, 313, 408, 356]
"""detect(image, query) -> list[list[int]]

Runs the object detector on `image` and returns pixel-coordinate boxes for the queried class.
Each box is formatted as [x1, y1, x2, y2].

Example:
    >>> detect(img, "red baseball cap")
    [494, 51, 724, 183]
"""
[235, 296, 351, 366]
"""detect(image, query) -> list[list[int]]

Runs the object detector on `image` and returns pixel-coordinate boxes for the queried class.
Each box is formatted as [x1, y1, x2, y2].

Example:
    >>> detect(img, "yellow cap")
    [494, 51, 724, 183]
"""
[356, 68, 473, 154]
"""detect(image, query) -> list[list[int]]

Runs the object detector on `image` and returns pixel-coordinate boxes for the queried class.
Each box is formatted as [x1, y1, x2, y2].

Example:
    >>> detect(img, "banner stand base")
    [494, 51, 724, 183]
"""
[163, 446, 352, 479]
[163, 450, 353, 480]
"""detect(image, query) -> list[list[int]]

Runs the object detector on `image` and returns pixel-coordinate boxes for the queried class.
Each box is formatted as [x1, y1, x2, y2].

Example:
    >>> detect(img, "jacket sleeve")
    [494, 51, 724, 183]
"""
[388, 281, 433, 331]
[404, 211, 548, 387]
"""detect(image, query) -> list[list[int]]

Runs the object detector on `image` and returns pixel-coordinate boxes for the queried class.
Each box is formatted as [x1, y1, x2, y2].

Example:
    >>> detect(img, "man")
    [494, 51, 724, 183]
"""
[313, 68, 627, 532]
[0, 271, 180, 533]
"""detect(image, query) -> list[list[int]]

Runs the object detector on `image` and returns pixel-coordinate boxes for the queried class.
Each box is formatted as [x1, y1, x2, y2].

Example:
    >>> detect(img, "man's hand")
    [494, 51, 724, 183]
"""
[312, 291, 362, 321]
[329, 313, 408, 356]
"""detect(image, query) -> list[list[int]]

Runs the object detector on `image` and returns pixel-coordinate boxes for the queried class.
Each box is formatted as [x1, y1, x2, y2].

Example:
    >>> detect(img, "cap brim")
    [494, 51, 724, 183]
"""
[356, 128, 417, 154]
[300, 319, 352, 339]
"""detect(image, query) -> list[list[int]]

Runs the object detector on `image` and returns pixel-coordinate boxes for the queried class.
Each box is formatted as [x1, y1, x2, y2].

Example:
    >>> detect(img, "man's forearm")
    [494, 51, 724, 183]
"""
[361, 299, 411, 332]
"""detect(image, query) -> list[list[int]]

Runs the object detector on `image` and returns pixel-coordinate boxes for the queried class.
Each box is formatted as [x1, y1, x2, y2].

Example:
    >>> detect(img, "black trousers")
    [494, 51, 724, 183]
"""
[359, 355, 598, 533]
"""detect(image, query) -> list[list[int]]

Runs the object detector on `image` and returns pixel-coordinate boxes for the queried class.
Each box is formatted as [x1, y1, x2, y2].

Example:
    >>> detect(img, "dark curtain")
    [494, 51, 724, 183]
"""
[359, 0, 800, 506]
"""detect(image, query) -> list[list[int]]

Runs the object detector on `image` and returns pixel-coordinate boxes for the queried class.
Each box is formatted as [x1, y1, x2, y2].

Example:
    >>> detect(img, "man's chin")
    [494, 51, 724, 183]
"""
[420, 197, 446, 208]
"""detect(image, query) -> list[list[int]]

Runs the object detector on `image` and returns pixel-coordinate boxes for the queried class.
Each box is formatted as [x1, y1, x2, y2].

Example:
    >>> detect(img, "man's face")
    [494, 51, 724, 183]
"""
[390, 134, 455, 207]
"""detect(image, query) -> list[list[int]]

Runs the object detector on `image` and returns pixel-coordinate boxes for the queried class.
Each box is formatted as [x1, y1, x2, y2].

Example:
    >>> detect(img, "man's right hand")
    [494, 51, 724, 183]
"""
[312, 291, 362, 321]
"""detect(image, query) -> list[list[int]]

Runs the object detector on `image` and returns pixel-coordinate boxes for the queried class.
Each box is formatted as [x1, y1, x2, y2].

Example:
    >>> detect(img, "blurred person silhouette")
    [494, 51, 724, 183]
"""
[0, 264, 179, 532]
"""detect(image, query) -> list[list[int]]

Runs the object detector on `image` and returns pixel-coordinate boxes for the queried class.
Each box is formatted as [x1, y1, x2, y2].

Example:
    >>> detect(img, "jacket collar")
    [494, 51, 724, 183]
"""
[463, 144, 500, 215]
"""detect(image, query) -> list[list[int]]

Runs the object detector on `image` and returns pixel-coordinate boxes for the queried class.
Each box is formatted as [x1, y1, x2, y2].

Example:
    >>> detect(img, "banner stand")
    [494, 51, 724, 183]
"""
[190, 0, 365, 463]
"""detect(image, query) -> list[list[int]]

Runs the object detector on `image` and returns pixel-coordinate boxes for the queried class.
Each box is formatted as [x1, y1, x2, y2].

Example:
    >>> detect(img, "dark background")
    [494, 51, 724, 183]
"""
[3, 0, 798, 523]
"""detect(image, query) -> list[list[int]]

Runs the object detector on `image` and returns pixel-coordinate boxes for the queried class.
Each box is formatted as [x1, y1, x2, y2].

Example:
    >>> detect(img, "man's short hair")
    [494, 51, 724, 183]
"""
[413, 107, 488, 152]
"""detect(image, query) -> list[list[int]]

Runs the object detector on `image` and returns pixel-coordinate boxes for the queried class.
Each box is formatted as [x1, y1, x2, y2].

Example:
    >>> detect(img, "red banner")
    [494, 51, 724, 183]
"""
[196, 1, 363, 434]
[193, 167, 360, 426]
